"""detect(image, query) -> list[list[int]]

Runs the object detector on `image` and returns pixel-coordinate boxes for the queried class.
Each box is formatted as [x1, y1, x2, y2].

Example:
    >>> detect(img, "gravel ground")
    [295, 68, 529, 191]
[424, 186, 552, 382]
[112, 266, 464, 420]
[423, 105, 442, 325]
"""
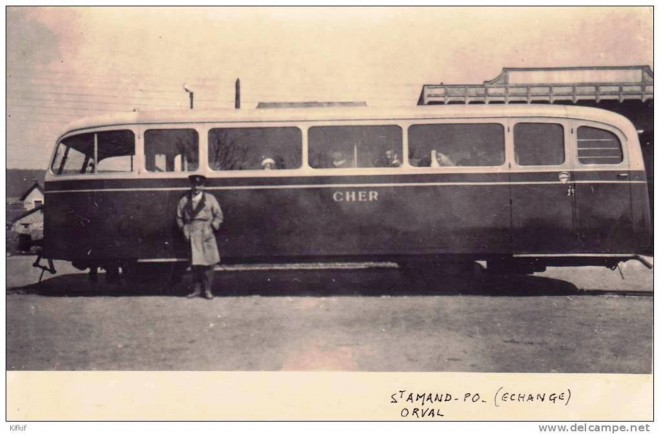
[6, 255, 653, 372]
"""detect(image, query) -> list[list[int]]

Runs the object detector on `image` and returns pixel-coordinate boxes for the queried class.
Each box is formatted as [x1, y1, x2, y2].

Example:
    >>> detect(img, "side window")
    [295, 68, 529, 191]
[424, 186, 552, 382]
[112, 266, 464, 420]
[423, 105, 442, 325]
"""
[209, 127, 302, 170]
[514, 123, 565, 166]
[145, 129, 199, 172]
[308, 125, 402, 169]
[408, 123, 504, 167]
[577, 126, 623, 165]
[51, 130, 135, 175]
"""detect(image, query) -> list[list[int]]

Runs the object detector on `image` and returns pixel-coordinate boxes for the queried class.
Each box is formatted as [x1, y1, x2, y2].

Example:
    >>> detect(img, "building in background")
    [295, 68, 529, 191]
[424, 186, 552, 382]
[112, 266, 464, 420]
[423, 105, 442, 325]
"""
[7, 181, 45, 254]
[11, 206, 44, 253]
[18, 181, 44, 210]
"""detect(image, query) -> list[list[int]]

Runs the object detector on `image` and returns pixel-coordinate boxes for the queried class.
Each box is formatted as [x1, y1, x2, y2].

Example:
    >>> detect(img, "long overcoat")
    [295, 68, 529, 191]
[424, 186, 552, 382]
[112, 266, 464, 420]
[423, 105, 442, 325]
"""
[176, 192, 223, 266]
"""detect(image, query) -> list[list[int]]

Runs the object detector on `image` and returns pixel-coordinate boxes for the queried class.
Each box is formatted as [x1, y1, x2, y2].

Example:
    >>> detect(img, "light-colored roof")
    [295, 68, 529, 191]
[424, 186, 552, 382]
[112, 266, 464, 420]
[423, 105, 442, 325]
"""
[58, 104, 635, 138]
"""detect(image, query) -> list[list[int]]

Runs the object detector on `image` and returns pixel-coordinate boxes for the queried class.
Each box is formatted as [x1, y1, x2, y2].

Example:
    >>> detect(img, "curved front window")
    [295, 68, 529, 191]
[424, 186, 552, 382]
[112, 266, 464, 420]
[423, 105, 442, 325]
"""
[51, 130, 135, 175]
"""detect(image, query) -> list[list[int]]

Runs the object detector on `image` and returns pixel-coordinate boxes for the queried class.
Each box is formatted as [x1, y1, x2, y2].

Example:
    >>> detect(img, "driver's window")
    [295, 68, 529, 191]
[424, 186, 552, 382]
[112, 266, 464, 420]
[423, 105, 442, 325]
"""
[50, 130, 135, 175]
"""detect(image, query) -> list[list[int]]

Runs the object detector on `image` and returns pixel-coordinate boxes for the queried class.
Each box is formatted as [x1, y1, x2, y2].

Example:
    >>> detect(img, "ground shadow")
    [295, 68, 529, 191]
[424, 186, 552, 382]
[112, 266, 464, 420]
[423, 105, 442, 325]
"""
[10, 264, 646, 298]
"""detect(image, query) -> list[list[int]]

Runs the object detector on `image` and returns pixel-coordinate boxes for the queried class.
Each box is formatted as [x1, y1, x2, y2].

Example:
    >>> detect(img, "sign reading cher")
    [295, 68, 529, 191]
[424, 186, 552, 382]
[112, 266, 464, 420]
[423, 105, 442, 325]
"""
[333, 190, 379, 202]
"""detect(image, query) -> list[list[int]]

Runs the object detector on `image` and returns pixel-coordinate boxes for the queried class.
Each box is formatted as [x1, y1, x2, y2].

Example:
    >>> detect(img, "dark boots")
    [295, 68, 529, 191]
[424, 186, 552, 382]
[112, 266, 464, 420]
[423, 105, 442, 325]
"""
[187, 284, 201, 298]
[187, 266, 215, 300]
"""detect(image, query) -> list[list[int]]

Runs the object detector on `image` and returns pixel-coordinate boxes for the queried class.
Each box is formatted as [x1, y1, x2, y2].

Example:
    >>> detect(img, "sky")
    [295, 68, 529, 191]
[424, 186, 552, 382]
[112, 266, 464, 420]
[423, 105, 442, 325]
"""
[6, 6, 653, 169]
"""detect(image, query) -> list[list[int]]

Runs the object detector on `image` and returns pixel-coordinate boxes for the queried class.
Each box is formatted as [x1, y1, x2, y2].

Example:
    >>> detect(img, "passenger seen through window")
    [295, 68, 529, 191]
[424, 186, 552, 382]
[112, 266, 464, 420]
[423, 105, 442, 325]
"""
[408, 123, 505, 167]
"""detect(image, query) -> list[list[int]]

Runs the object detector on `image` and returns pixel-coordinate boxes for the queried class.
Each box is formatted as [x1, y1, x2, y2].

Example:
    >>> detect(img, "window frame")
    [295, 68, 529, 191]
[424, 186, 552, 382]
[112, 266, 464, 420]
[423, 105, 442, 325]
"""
[143, 127, 201, 174]
[572, 121, 628, 168]
[511, 119, 571, 170]
[407, 121, 507, 169]
[49, 127, 138, 178]
[307, 123, 404, 171]
[48, 115, 627, 180]
[207, 125, 304, 173]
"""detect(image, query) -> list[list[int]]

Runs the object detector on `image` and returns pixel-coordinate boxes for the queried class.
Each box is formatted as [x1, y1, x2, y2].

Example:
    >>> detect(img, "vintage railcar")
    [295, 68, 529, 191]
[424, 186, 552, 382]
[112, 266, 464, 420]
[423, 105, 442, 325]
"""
[40, 104, 652, 278]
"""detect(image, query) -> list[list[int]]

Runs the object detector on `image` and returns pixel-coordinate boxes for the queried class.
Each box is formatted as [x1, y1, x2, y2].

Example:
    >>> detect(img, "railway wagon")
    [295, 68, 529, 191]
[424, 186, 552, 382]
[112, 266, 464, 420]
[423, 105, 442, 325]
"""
[41, 104, 652, 278]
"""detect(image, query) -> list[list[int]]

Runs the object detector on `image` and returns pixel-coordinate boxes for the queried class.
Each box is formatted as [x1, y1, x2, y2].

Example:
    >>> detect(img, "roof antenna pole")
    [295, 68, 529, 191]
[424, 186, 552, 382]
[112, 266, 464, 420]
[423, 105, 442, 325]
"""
[235, 78, 241, 109]
[183, 84, 194, 110]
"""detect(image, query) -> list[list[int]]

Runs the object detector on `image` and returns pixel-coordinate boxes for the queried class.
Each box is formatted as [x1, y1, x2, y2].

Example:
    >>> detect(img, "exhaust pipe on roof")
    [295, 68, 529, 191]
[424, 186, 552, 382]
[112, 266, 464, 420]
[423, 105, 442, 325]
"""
[183, 83, 194, 110]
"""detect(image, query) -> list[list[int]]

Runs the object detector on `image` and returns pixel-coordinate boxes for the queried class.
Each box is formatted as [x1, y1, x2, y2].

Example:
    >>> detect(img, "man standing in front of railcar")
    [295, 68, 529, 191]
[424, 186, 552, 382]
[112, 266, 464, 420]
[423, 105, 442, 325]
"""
[176, 174, 223, 300]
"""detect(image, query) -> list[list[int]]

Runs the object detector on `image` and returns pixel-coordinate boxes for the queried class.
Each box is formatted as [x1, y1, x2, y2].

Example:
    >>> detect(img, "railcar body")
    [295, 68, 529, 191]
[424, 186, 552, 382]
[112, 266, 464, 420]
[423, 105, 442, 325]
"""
[42, 105, 652, 275]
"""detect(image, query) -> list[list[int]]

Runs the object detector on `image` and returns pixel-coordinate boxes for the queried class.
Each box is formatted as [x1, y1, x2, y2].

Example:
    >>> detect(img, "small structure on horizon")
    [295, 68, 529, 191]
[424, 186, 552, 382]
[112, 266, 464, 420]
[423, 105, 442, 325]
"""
[417, 65, 653, 105]
[256, 101, 367, 109]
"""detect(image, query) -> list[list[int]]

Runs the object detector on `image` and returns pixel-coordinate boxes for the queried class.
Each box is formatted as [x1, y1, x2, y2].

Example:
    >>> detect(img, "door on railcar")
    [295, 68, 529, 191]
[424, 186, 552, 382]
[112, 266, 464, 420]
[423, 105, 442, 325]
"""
[510, 121, 577, 254]
[571, 123, 634, 253]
